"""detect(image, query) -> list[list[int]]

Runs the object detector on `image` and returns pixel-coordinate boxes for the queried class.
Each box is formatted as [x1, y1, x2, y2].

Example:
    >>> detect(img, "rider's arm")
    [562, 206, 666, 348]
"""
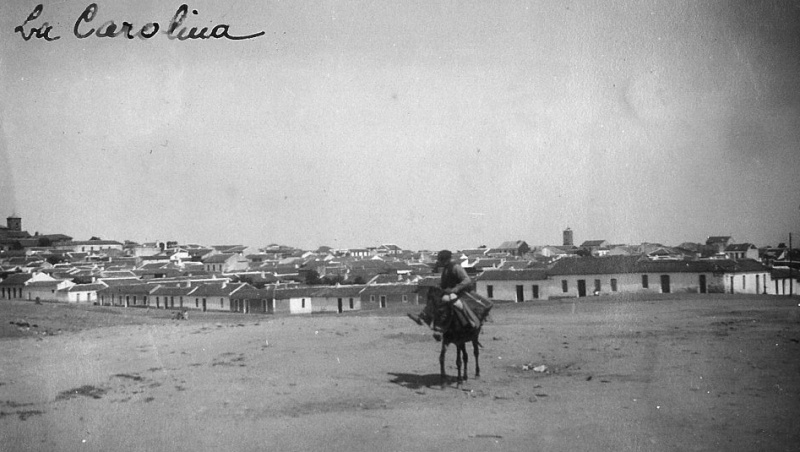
[448, 265, 472, 295]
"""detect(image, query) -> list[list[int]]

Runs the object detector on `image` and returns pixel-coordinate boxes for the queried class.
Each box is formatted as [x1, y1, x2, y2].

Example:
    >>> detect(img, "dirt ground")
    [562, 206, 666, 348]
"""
[1, 294, 799, 452]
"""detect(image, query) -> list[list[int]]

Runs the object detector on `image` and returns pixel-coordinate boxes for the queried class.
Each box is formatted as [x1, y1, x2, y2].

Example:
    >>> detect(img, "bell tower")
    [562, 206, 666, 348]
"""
[6, 214, 21, 232]
[563, 227, 573, 246]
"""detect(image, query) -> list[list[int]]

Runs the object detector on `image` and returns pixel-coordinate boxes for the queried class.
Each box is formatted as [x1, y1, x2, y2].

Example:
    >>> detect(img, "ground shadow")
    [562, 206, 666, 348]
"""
[387, 372, 444, 390]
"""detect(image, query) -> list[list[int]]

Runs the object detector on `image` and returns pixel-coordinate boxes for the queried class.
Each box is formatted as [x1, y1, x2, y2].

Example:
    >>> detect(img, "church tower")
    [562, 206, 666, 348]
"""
[563, 227, 573, 247]
[6, 214, 21, 232]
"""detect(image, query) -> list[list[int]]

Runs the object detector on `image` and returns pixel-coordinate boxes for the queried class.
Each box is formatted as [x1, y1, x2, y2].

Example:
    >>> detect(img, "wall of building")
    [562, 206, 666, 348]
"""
[311, 296, 361, 313]
[476, 279, 549, 302]
[289, 297, 312, 314]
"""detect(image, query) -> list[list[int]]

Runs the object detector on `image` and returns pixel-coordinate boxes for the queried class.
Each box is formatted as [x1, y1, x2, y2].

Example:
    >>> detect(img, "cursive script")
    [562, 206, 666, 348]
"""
[14, 4, 60, 41]
[16, 3, 266, 42]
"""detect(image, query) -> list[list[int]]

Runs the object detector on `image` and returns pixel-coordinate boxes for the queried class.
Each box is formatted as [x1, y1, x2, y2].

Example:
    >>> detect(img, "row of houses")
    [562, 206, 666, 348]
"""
[3, 255, 798, 317]
[0, 270, 424, 315]
[476, 256, 800, 302]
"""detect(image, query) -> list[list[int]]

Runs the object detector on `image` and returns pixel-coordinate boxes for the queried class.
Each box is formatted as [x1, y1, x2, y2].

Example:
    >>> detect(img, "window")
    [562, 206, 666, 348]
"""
[487, 285, 494, 298]
[742, 275, 746, 289]
[370, 295, 375, 302]
[220, 298, 224, 308]
[532, 285, 539, 299]
[642, 275, 649, 288]
[594, 279, 601, 293]
[301, 298, 305, 308]
[402, 295, 408, 302]
[349, 298, 354, 309]
[611, 279, 618, 292]
[195, 298, 199, 308]
[562, 280, 568, 293]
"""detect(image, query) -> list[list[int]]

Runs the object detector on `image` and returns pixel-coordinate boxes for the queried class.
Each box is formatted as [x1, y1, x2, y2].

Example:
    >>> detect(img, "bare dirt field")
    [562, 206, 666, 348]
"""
[1, 294, 799, 452]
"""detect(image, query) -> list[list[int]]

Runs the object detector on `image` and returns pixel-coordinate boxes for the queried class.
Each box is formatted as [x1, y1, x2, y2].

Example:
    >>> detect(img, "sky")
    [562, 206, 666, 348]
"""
[1, 0, 799, 251]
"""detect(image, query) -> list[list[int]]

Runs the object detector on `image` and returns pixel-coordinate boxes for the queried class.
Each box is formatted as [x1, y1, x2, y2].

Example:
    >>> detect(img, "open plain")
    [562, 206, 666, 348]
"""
[1, 294, 799, 451]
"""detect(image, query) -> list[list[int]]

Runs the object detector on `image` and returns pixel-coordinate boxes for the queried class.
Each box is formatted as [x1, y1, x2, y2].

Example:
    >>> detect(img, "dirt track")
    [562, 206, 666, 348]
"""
[1, 294, 799, 451]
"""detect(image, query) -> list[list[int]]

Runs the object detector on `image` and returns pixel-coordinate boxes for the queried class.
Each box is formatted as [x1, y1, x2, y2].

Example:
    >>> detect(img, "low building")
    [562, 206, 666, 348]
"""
[308, 286, 364, 313]
[186, 282, 249, 312]
[98, 283, 153, 307]
[230, 286, 276, 314]
[149, 285, 194, 309]
[23, 279, 75, 302]
[725, 243, 759, 261]
[58, 282, 107, 303]
[360, 283, 420, 309]
[476, 269, 549, 302]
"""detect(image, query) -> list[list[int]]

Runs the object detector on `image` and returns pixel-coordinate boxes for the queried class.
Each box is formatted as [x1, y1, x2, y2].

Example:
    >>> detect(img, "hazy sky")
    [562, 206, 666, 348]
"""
[1, 0, 799, 250]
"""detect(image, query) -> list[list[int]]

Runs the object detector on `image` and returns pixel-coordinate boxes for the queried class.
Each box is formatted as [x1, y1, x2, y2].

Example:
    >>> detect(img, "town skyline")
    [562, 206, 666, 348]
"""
[1, 211, 795, 253]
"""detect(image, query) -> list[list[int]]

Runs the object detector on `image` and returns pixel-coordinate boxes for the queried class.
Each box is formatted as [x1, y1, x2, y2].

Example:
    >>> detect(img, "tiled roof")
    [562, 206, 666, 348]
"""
[231, 286, 274, 299]
[66, 240, 123, 246]
[65, 283, 107, 292]
[0, 273, 33, 286]
[273, 287, 319, 299]
[360, 284, 419, 295]
[580, 240, 608, 247]
[477, 269, 548, 281]
[188, 282, 247, 297]
[150, 285, 194, 296]
[725, 243, 755, 252]
[25, 279, 67, 288]
[549, 255, 645, 275]
[311, 286, 365, 298]
[203, 253, 237, 264]
[496, 241, 528, 250]
[99, 284, 153, 295]
[548, 256, 769, 276]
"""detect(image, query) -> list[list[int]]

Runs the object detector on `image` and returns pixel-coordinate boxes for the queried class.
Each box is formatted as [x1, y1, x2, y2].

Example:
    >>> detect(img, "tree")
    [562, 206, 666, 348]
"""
[37, 237, 52, 247]
[46, 255, 66, 265]
[304, 270, 323, 285]
[89, 236, 102, 241]
[322, 274, 345, 285]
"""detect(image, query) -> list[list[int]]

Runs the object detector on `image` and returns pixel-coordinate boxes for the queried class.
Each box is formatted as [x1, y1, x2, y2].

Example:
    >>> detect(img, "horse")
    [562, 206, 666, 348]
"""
[425, 287, 492, 386]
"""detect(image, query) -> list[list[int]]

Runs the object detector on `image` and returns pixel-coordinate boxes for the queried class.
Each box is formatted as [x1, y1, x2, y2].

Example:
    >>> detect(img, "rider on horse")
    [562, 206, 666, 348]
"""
[409, 250, 491, 337]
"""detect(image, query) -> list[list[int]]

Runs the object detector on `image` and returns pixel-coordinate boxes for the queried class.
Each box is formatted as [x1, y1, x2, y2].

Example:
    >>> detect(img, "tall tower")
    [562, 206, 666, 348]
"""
[563, 227, 573, 247]
[6, 214, 21, 232]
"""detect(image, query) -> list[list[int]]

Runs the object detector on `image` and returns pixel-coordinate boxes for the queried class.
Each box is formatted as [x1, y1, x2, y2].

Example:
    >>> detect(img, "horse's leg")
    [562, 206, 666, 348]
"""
[455, 343, 463, 385]
[461, 343, 469, 382]
[439, 341, 448, 386]
[473, 338, 480, 378]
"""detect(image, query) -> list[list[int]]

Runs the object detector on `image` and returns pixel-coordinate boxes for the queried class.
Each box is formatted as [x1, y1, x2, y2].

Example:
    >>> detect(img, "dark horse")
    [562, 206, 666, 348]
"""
[425, 287, 491, 386]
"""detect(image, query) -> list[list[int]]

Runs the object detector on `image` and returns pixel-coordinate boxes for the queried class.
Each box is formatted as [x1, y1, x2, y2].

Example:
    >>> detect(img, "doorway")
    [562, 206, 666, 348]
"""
[660, 275, 671, 293]
[577, 280, 587, 297]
